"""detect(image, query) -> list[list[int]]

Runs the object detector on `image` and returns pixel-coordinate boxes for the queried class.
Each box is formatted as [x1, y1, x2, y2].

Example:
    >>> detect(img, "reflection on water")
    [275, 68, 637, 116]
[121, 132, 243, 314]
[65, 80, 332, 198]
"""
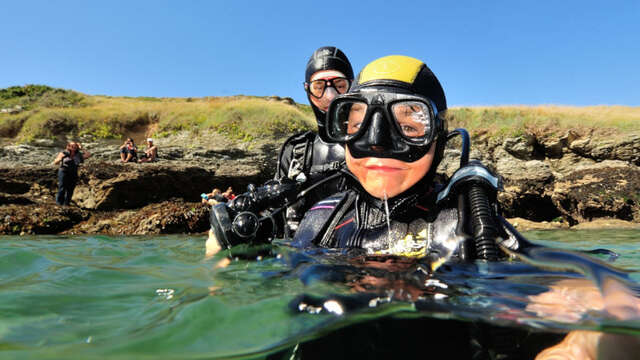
[0, 230, 639, 359]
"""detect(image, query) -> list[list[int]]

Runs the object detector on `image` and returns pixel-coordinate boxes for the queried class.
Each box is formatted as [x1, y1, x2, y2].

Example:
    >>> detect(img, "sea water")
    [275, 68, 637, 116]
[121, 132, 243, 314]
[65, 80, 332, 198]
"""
[1, 230, 640, 359]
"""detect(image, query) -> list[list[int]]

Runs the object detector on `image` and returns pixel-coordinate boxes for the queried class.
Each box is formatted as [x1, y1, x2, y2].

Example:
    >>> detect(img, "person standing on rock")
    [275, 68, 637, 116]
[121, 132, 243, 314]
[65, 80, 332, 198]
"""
[53, 141, 91, 206]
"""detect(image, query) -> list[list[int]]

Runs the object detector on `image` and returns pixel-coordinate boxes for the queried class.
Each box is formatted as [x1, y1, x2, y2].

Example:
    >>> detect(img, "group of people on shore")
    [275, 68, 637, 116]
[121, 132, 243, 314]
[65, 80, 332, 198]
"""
[119, 137, 157, 163]
[52, 137, 158, 206]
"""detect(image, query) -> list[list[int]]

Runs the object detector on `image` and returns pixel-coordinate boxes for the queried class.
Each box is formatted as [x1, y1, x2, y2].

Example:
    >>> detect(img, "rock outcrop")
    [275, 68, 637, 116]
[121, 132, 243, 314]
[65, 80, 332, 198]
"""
[439, 130, 640, 226]
[1, 129, 638, 235]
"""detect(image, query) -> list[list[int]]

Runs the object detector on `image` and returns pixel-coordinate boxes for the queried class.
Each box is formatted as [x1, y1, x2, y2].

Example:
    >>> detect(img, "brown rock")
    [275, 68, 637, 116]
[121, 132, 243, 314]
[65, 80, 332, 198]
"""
[503, 135, 537, 159]
[571, 218, 640, 230]
[551, 161, 640, 225]
[67, 200, 210, 235]
[0, 204, 89, 234]
[506, 217, 569, 231]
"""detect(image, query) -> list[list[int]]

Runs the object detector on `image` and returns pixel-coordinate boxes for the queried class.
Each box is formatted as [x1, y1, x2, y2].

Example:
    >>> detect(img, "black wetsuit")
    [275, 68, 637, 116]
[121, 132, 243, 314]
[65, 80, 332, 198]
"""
[291, 177, 514, 259]
[289, 176, 564, 359]
[274, 130, 346, 237]
[56, 151, 83, 206]
[285, 317, 563, 360]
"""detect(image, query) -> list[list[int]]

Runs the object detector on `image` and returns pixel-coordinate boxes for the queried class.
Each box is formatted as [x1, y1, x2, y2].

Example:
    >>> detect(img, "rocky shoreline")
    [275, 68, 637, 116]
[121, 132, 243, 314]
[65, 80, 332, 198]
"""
[1, 130, 639, 235]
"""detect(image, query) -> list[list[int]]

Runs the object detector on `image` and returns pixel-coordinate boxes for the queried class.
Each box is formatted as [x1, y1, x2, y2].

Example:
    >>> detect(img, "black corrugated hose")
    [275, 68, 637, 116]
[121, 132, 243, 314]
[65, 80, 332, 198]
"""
[468, 184, 500, 261]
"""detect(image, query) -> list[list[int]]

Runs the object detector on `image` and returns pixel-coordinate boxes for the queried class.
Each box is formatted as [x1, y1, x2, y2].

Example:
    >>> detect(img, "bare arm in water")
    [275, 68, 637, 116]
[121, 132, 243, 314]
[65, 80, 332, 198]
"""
[530, 278, 640, 359]
[205, 230, 222, 258]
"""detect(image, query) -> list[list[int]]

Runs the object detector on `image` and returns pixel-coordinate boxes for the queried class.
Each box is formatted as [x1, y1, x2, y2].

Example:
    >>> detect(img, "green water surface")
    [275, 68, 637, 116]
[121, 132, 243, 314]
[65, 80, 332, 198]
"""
[0, 229, 639, 359]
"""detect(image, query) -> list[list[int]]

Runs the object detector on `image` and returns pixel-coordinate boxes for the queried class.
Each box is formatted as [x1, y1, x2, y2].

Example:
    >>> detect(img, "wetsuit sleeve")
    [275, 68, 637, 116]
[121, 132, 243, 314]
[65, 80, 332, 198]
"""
[275, 141, 293, 181]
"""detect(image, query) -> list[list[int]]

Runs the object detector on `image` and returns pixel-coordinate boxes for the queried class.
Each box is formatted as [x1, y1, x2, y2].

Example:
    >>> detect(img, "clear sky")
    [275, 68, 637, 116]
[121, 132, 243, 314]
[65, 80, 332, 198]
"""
[2, 0, 638, 106]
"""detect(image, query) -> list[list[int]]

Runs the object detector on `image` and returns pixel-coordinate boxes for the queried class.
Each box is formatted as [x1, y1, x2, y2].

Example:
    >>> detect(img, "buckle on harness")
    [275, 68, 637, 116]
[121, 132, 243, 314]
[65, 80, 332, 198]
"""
[287, 159, 303, 179]
[327, 161, 342, 171]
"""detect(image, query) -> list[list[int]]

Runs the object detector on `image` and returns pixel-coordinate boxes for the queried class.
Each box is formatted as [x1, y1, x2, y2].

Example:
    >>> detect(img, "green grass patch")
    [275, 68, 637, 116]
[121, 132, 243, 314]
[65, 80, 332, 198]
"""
[0, 84, 87, 110]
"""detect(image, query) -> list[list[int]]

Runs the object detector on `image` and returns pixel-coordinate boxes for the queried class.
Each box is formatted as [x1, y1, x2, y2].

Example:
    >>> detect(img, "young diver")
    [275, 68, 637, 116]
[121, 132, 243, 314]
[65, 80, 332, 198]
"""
[292, 54, 511, 261]
[291, 55, 640, 359]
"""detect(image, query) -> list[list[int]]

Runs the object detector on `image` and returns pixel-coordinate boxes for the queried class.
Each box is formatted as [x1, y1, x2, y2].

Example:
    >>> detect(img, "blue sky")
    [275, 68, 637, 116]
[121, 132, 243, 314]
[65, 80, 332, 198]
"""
[2, 1, 638, 106]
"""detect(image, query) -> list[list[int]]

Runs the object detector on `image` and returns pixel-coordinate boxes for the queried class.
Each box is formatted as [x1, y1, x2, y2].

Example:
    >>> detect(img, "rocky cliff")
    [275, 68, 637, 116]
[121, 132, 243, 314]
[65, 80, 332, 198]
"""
[1, 129, 639, 235]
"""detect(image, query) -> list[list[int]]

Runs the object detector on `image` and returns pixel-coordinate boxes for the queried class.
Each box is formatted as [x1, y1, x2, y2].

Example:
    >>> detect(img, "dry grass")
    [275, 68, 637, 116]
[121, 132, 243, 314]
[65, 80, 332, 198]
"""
[448, 105, 640, 139]
[0, 95, 315, 142]
[2, 87, 638, 143]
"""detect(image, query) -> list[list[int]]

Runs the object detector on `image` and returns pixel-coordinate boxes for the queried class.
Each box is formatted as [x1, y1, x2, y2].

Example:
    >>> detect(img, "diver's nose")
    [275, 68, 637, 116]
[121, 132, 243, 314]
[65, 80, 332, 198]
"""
[365, 111, 392, 151]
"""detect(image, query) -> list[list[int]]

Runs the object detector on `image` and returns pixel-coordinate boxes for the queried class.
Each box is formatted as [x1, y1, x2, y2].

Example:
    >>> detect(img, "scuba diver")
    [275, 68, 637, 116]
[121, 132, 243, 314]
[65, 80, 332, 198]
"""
[207, 46, 354, 254]
[293, 54, 513, 262]
[285, 55, 544, 358]
[287, 55, 639, 359]
[274, 46, 354, 234]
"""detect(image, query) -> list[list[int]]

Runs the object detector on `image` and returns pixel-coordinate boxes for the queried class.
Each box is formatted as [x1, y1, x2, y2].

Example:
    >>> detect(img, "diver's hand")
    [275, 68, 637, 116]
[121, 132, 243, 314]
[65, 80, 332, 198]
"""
[536, 330, 640, 360]
[527, 278, 640, 322]
[205, 229, 222, 258]
[531, 279, 640, 359]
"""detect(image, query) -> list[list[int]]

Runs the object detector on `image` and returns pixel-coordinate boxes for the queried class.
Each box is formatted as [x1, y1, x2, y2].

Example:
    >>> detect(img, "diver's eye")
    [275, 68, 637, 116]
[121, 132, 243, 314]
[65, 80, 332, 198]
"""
[333, 78, 349, 94]
[347, 121, 362, 134]
[391, 102, 430, 138]
[399, 123, 420, 135]
[346, 102, 367, 135]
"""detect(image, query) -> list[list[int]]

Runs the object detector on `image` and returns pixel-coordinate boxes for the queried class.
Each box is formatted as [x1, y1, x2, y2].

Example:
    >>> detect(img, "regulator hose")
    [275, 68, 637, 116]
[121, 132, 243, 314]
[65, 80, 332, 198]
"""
[447, 128, 500, 260]
[447, 128, 470, 167]
[468, 184, 500, 261]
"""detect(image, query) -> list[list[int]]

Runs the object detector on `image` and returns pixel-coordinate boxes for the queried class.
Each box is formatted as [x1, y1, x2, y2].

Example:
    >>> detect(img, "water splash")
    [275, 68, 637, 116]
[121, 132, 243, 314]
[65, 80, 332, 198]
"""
[383, 191, 392, 249]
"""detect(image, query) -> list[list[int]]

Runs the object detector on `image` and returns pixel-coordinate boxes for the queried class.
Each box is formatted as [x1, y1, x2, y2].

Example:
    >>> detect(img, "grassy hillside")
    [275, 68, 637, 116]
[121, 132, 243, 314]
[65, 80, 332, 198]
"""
[0, 85, 315, 142]
[1, 85, 638, 143]
[450, 105, 640, 139]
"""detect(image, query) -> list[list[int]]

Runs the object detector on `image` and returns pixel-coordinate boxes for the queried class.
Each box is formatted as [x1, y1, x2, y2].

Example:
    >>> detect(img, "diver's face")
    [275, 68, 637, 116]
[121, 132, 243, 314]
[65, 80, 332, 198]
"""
[307, 70, 348, 112]
[346, 141, 436, 199]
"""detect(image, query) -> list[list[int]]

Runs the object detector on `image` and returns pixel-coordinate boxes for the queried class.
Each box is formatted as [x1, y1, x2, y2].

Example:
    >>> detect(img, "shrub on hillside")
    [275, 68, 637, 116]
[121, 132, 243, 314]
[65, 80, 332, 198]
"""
[0, 85, 87, 110]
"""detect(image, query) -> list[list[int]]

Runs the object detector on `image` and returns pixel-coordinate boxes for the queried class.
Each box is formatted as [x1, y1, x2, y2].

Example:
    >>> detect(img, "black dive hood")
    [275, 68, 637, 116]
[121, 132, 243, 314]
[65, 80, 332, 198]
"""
[305, 46, 354, 142]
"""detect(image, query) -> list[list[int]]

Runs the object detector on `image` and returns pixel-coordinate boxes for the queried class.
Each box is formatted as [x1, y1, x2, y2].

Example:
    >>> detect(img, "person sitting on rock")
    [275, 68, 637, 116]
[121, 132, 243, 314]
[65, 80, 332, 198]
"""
[138, 138, 158, 163]
[202, 188, 228, 206]
[222, 187, 235, 201]
[53, 141, 91, 206]
[119, 138, 138, 163]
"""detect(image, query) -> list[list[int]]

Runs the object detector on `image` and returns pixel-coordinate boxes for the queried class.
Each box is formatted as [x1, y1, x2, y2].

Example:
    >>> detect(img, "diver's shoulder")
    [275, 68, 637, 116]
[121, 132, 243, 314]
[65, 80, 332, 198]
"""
[281, 131, 316, 148]
[309, 190, 353, 209]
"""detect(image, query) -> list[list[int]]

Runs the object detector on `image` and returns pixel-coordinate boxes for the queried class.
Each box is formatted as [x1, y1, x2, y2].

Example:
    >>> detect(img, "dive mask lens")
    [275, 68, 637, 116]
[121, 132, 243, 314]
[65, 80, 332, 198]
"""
[332, 78, 350, 94]
[329, 99, 368, 141]
[308, 77, 351, 98]
[309, 80, 326, 98]
[390, 101, 432, 141]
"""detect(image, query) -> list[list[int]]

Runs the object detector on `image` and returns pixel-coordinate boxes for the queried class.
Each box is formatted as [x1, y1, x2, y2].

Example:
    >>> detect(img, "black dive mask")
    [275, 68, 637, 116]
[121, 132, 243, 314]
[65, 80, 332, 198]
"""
[326, 87, 442, 162]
